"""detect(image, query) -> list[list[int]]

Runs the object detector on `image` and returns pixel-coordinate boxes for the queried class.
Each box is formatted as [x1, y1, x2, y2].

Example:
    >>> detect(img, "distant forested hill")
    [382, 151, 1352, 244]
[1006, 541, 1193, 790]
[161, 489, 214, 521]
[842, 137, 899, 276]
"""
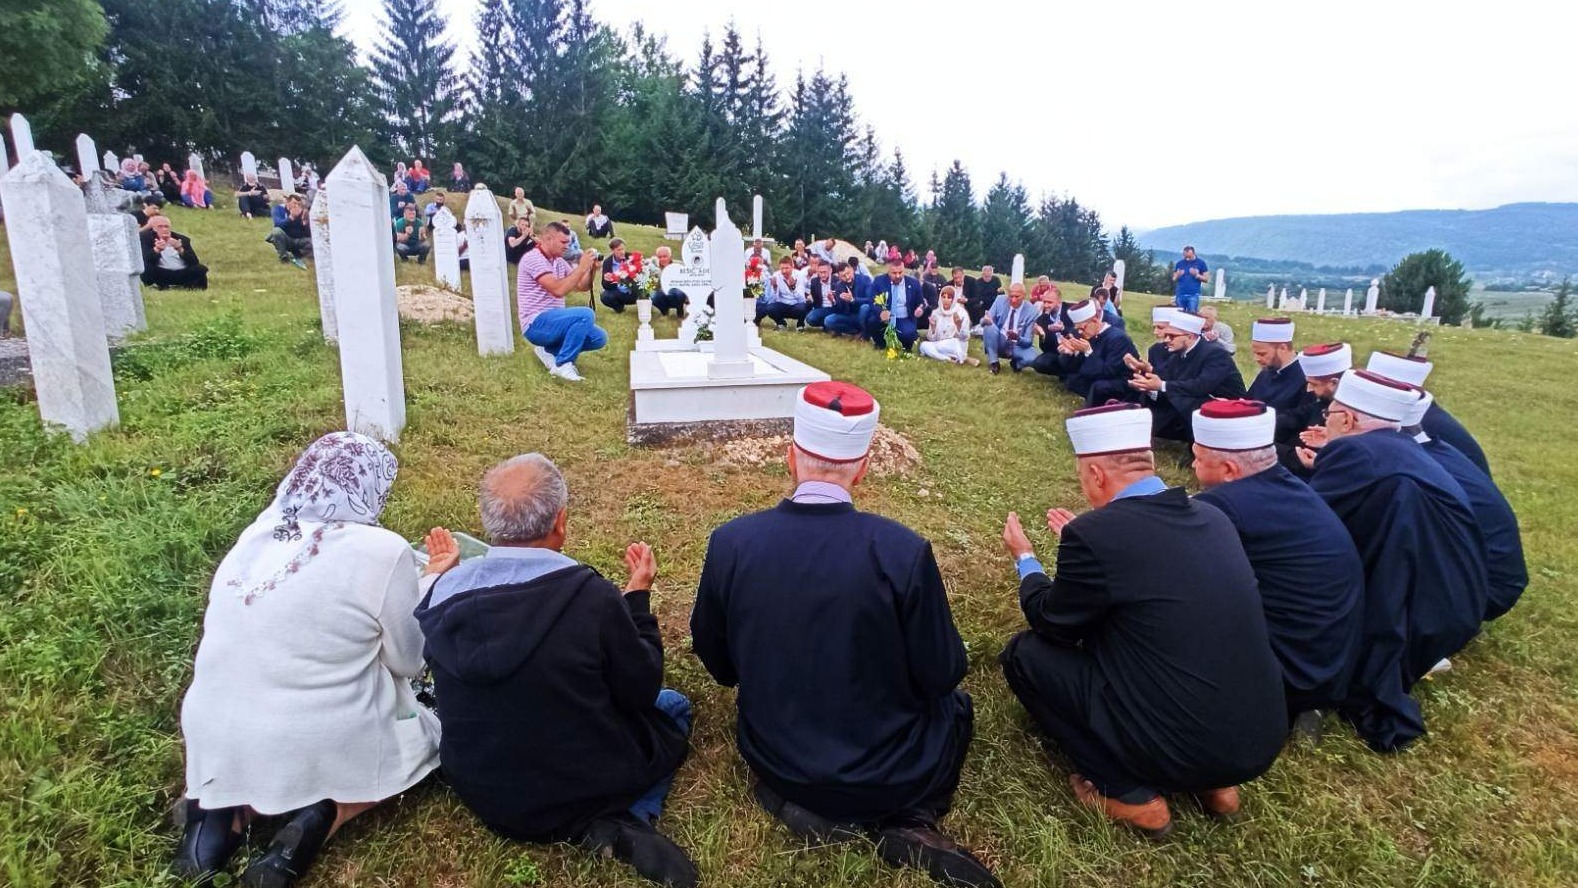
[1139, 203, 1578, 279]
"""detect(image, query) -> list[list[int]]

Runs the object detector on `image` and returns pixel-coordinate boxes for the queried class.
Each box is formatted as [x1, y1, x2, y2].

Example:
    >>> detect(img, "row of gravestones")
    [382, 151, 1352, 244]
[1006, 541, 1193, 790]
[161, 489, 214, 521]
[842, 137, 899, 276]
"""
[1260, 282, 1436, 320]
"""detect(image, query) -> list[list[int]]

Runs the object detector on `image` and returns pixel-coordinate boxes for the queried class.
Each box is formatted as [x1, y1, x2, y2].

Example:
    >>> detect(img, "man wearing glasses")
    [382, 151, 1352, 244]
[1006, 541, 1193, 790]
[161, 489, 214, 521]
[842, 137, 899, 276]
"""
[1126, 310, 1246, 442]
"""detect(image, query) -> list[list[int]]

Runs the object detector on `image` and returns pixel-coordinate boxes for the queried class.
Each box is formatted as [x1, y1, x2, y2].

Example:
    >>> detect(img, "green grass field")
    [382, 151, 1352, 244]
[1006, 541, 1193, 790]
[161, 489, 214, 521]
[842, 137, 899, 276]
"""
[2, 194, 1576, 887]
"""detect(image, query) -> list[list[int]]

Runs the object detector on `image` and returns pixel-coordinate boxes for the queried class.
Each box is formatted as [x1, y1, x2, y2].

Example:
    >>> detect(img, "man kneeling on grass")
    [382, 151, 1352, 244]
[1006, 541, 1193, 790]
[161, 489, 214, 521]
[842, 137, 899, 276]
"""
[416, 454, 698, 887]
[518, 221, 606, 383]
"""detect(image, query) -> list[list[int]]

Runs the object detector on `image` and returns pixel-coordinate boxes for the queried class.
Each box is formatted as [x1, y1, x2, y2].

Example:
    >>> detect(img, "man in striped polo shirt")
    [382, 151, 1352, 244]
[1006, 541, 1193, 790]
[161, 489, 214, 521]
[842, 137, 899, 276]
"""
[518, 221, 604, 382]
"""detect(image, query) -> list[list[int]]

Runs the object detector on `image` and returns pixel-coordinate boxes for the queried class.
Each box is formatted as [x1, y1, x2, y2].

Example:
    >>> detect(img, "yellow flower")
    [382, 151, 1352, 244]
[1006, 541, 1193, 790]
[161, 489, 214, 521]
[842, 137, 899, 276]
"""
[14, 507, 27, 518]
[886, 348, 899, 360]
[149, 467, 162, 478]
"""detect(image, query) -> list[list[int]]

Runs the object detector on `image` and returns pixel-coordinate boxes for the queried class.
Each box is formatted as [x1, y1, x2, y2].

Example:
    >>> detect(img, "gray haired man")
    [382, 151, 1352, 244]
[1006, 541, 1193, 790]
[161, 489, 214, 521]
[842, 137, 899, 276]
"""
[416, 454, 698, 887]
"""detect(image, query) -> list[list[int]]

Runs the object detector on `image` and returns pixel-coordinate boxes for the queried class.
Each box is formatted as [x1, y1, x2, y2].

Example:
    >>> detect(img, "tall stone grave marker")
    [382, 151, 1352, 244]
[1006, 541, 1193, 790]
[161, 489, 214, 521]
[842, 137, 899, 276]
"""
[1298, 288, 1308, 311]
[325, 147, 405, 442]
[1343, 288, 1354, 315]
[240, 151, 258, 178]
[9, 113, 35, 155]
[1278, 286, 1288, 310]
[102, 150, 117, 173]
[84, 178, 146, 336]
[1265, 284, 1275, 308]
[0, 139, 8, 177]
[309, 188, 337, 342]
[0, 154, 119, 441]
[1112, 259, 1126, 293]
[463, 185, 514, 356]
[431, 206, 462, 290]
[187, 152, 204, 179]
[1364, 278, 1380, 314]
[752, 194, 764, 240]
[76, 134, 99, 175]
[279, 157, 296, 194]
[1010, 254, 1025, 286]
[658, 227, 715, 347]
[1214, 268, 1226, 301]
[1421, 286, 1436, 320]
[1317, 288, 1327, 313]
[709, 198, 753, 379]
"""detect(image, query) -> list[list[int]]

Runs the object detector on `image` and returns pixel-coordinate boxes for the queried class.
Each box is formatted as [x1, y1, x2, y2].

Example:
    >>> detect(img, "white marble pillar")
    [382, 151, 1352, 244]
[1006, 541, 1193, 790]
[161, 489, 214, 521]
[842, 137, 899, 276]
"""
[240, 151, 258, 178]
[0, 141, 8, 177]
[1297, 288, 1308, 311]
[1421, 286, 1437, 319]
[187, 152, 204, 180]
[10, 113, 35, 155]
[309, 188, 337, 343]
[1214, 268, 1226, 301]
[1365, 279, 1380, 314]
[279, 157, 296, 194]
[1265, 284, 1275, 308]
[84, 178, 146, 336]
[76, 134, 99, 175]
[431, 206, 462, 289]
[1112, 259, 1126, 294]
[462, 185, 514, 356]
[1009, 254, 1024, 286]
[1317, 288, 1327, 314]
[709, 198, 752, 379]
[325, 146, 405, 442]
[102, 150, 117, 173]
[1343, 288, 1354, 315]
[1278, 286, 1288, 310]
[752, 194, 764, 240]
[1, 154, 119, 441]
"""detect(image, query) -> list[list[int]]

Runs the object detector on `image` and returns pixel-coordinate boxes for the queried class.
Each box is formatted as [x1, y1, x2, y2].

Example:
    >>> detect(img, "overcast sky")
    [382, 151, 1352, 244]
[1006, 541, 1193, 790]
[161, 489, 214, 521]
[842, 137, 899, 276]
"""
[343, 0, 1578, 231]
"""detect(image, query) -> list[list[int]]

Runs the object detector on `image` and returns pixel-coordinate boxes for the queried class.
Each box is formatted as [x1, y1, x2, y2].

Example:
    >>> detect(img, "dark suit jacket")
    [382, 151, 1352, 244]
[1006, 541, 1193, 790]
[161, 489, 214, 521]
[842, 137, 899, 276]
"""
[872, 275, 932, 327]
[1158, 339, 1246, 417]
[139, 229, 201, 269]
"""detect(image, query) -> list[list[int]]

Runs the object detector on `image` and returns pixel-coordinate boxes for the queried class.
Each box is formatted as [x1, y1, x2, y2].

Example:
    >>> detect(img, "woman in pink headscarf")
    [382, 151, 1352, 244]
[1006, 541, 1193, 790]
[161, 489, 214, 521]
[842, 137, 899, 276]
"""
[181, 169, 213, 209]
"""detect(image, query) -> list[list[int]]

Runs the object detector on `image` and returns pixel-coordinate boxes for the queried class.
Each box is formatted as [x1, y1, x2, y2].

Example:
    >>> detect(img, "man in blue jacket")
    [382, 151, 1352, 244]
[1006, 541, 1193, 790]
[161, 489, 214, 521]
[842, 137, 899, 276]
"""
[981, 281, 1040, 374]
[864, 256, 930, 351]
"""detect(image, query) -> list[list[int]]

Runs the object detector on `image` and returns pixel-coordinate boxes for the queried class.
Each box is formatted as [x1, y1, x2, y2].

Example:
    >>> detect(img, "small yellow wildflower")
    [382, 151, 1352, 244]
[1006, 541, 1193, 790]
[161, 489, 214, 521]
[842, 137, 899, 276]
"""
[149, 467, 163, 478]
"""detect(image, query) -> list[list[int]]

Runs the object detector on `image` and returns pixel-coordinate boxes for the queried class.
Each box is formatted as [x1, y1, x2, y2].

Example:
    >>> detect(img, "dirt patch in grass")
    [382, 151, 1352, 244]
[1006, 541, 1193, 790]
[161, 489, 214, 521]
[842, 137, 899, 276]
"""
[398, 284, 472, 323]
[697, 425, 922, 476]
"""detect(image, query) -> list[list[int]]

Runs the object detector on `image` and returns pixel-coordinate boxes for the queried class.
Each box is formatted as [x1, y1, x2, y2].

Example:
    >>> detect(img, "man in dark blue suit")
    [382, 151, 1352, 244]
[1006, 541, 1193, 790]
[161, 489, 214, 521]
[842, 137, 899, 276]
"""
[823, 262, 870, 337]
[1054, 300, 1140, 405]
[1127, 310, 1247, 441]
[864, 256, 930, 352]
[1245, 318, 1316, 468]
[1367, 351, 1491, 476]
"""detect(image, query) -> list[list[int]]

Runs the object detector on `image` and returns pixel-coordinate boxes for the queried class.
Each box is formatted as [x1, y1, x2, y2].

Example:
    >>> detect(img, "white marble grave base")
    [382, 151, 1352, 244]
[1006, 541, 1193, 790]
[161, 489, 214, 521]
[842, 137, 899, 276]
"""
[628, 345, 830, 438]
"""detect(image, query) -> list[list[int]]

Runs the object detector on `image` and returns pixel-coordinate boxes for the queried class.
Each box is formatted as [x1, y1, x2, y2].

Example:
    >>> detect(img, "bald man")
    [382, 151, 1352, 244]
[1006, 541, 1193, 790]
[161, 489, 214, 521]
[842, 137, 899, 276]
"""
[982, 282, 1040, 373]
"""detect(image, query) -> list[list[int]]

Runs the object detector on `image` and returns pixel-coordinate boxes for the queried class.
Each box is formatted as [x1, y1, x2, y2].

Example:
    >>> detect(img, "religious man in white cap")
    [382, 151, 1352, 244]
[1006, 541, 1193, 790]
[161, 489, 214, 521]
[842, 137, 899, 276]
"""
[1367, 350, 1490, 476]
[1127, 309, 1247, 442]
[1243, 318, 1316, 474]
[998, 403, 1286, 839]
[1304, 370, 1487, 753]
[1289, 341, 1353, 474]
[1125, 305, 1179, 383]
[691, 382, 998, 888]
[1191, 399, 1365, 738]
[1400, 389, 1526, 623]
[1053, 299, 1140, 405]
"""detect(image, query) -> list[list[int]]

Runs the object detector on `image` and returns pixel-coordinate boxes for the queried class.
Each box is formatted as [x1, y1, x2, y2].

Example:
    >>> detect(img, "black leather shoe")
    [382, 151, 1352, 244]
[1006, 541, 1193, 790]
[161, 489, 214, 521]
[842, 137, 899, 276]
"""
[240, 799, 336, 888]
[874, 823, 1001, 888]
[989, 361, 1001, 375]
[172, 799, 244, 886]
[751, 781, 865, 846]
[579, 812, 699, 887]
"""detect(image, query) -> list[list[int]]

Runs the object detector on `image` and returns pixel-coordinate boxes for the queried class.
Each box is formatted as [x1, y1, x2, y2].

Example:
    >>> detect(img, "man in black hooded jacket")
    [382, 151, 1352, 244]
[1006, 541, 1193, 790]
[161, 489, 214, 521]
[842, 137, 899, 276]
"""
[416, 453, 697, 887]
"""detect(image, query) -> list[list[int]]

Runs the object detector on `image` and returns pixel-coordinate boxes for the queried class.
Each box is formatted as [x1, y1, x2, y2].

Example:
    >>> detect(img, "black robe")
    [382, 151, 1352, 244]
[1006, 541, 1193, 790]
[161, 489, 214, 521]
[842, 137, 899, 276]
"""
[1196, 466, 1365, 714]
[1058, 324, 1140, 404]
[1309, 431, 1487, 752]
[691, 500, 971, 822]
[1423, 401, 1490, 476]
[1420, 436, 1526, 621]
[1145, 341, 1172, 378]
[1249, 362, 1318, 477]
[1147, 340, 1248, 440]
[1004, 487, 1286, 794]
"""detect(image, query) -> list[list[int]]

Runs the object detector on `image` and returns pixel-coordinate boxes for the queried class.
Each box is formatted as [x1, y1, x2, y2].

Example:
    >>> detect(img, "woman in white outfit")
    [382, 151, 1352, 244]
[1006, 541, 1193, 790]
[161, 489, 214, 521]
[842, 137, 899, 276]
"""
[920, 285, 974, 364]
[174, 432, 450, 888]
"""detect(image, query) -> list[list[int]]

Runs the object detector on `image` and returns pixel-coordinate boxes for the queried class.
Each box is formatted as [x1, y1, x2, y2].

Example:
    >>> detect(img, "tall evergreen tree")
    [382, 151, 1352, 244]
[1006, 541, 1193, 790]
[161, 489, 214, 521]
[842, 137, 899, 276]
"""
[1111, 225, 1168, 294]
[932, 161, 982, 267]
[1380, 248, 1474, 324]
[370, 0, 460, 161]
[459, 0, 526, 187]
[980, 173, 1031, 271]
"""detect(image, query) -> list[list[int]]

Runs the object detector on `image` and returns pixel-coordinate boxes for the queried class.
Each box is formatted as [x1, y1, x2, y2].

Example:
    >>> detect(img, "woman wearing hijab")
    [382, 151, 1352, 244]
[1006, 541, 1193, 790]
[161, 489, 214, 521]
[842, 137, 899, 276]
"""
[157, 163, 185, 205]
[181, 170, 213, 209]
[919, 285, 976, 364]
[173, 432, 446, 888]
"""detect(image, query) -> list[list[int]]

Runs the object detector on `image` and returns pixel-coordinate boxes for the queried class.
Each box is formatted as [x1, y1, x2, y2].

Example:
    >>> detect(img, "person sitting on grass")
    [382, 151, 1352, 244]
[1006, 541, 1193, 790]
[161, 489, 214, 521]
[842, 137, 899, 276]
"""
[237, 173, 271, 219]
[756, 255, 811, 331]
[266, 194, 312, 269]
[157, 163, 184, 205]
[600, 238, 639, 313]
[389, 180, 416, 220]
[919, 286, 975, 365]
[422, 190, 449, 220]
[174, 432, 441, 888]
[822, 261, 869, 337]
[865, 256, 928, 352]
[981, 281, 1040, 374]
[651, 246, 687, 317]
[505, 215, 535, 266]
[181, 169, 214, 209]
[450, 162, 470, 192]
[508, 187, 535, 227]
[393, 205, 430, 264]
[586, 203, 615, 239]
[140, 215, 209, 290]
[517, 221, 604, 383]
[408, 159, 431, 193]
[416, 455, 699, 888]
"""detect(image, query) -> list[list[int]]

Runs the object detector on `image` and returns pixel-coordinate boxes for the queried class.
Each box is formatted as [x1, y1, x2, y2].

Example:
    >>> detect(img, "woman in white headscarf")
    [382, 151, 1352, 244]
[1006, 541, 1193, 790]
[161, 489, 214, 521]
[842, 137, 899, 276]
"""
[174, 432, 451, 888]
[919, 285, 976, 364]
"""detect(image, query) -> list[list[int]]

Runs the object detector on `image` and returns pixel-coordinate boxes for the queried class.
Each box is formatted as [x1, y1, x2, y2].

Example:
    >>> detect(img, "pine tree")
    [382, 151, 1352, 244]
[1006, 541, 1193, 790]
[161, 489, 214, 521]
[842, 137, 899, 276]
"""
[932, 161, 982, 268]
[1538, 278, 1576, 338]
[370, 0, 461, 161]
[1111, 226, 1168, 294]
[980, 173, 1031, 271]
[1380, 249, 1474, 324]
[457, 0, 524, 186]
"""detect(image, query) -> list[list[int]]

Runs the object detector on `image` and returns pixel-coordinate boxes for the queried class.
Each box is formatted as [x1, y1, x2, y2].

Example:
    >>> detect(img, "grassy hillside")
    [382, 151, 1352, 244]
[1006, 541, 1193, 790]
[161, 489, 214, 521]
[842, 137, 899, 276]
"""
[1, 195, 1576, 887]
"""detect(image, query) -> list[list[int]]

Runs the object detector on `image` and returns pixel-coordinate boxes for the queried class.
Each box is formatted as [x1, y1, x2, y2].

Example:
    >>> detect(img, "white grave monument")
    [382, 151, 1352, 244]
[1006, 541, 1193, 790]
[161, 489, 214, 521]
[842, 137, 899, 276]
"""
[627, 199, 829, 440]
[664, 211, 688, 240]
[1213, 268, 1226, 301]
[1365, 279, 1380, 314]
[1343, 288, 1354, 315]
[1297, 288, 1308, 312]
[752, 194, 764, 240]
[240, 151, 258, 178]
[325, 146, 405, 442]
[1010, 254, 1025, 286]
[102, 150, 117, 173]
[431, 206, 462, 289]
[462, 185, 514, 356]
[1317, 288, 1327, 314]
[187, 152, 204, 179]
[309, 188, 337, 343]
[10, 113, 35, 156]
[1266, 284, 1275, 308]
[76, 134, 99, 175]
[657, 227, 719, 350]
[1278, 286, 1289, 310]
[1112, 260, 1126, 294]
[279, 157, 296, 194]
[1421, 286, 1437, 320]
[84, 178, 146, 336]
[1, 154, 119, 441]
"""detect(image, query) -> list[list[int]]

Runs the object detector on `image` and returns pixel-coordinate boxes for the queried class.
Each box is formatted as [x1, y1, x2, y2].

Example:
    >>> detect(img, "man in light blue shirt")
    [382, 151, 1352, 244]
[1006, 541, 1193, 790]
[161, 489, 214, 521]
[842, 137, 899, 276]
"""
[755, 255, 811, 330]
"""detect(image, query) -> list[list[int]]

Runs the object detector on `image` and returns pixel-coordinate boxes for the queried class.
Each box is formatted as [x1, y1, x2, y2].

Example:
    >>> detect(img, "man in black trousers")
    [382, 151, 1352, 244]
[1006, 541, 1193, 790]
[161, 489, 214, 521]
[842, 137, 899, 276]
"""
[1127, 309, 1246, 441]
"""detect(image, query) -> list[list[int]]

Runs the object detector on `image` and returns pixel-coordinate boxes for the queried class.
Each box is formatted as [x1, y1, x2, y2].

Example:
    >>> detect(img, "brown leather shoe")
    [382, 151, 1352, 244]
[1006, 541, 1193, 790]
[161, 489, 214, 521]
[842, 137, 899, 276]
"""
[1193, 786, 1242, 820]
[1069, 774, 1172, 839]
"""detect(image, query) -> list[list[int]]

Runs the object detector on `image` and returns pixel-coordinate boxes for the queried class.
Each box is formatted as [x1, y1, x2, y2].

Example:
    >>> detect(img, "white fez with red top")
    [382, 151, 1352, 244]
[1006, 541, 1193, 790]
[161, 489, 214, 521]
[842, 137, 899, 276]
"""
[1334, 369, 1421, 422]
[1297, 342, 1352, 378]
[1166, 311, 1206, 336]
[1367, 351, 1434, 386]
[1251, 317, 1295, 343]
[1402, 388, 1434, 427]
[1192, 399, 1277, 450]
[1067, 299, 1099, 324]
[793, 381, 879, 462]
[1066, 403, 1153, 456]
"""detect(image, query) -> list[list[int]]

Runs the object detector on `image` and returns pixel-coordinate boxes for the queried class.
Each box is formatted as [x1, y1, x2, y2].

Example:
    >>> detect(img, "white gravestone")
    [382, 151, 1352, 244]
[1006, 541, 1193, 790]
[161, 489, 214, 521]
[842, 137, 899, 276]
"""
[1365, 279, 1380, 314]
[1214, 268, 1226, 301]
[0, 141, 7, 177]
[76, 134, 99, 175]
[309, 188, 337, 342]
[1010, 254, 1025, 286]
[656, 228, 715, 350]
[1297, 288, 1308, 312]
[102, 150, 117, 173]
[10, 113, 35, 155]
[84, 179, 146, 336]
[240, 152, 258, 178]
[1, 154, 119, 441]
[1317, 288, 1327, 314]
[187, 152, 204, 180]
[709, 199, 753, 379]
[1278, 287, 1288, 310]
[752, 194, 764, 240]
[1266, 284, 1275, 308]
[133, 154, 143, 163]
[1343, 288, 1354, 315]
[462, 185, 514, 356]
[1112, 260, 1126, 294]
[325, 146, 405, 442]
[1421, 286, 1437, 320]
[431, 206, 462, 289]
[278, 157, 296, 194]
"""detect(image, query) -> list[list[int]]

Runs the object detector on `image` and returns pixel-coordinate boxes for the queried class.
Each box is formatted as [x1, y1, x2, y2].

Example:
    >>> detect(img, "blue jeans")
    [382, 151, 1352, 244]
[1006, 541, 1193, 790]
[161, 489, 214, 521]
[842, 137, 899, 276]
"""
[824, 310, 862, 336]
[525, 307, 608, 366]
[629, 689, 692, 823]
[1175, 292, 1200, 313]
[181, 189, 214, 208]
[805, 307, 834, 328]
